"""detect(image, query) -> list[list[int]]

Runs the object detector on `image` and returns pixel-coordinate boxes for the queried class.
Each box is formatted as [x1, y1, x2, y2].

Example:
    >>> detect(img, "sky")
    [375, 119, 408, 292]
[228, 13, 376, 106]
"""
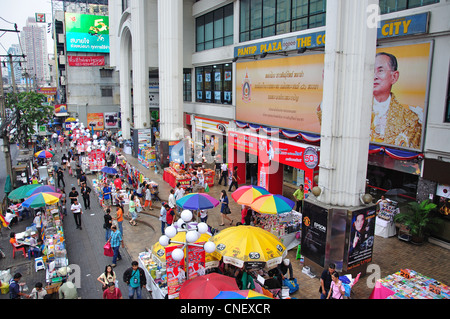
[0, 0, 54, 55]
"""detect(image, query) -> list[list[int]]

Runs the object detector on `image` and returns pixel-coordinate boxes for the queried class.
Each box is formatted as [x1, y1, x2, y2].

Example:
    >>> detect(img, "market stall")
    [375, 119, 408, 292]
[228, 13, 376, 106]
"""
[163, 162, 215, 189]
[370, 269, 449, 299]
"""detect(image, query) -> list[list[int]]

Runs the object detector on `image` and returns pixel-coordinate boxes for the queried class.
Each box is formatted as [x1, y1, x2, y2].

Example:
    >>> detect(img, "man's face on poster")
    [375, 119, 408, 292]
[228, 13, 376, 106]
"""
[373, 54, 399, 101]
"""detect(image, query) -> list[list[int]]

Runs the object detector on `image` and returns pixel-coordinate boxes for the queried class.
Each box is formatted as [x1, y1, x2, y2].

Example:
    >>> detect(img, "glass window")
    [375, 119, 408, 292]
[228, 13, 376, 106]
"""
[183, 69, 192, 102]
[195, 64, 232, 105]
[241, 0, 327, 42]
[196, 4, 234, 52]
[379, 0, 438, 14]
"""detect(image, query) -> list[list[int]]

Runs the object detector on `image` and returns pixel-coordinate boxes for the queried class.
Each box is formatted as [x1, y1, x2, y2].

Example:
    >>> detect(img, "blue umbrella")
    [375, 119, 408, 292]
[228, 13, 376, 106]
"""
[100, 167, 118, 174]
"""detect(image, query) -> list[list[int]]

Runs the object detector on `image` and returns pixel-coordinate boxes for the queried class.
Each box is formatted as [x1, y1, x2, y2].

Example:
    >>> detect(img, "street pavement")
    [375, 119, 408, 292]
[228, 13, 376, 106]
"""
[1, 144, 449, 300]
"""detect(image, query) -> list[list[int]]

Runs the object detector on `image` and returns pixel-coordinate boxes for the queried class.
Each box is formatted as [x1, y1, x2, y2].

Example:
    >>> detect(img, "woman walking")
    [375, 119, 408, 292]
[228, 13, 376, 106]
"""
[129, 194, 138, 226]
[219, 190, 233, 226]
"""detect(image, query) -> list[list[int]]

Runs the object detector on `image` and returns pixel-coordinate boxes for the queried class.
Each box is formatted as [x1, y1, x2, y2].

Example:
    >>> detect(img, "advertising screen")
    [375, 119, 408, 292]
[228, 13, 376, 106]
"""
[65, 13, 110, 53]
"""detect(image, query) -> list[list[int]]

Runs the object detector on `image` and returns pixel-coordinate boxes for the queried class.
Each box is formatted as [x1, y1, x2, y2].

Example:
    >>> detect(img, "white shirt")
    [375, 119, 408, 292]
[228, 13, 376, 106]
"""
[372, 95, 391, 138]
[221, 163, 228, 172]
[174, 187, 185, 200]
[168, 194, 176, 208]
[71, 203, 82, 213]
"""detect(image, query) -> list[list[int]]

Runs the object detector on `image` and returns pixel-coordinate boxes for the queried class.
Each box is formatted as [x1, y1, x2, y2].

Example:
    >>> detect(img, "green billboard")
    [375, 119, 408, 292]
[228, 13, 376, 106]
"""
[65, 13, 110, 53]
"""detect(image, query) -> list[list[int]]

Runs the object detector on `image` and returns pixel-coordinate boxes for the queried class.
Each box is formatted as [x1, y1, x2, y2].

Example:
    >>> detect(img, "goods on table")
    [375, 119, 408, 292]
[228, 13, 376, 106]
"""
[163, 162, 215, 189]
[138, 146, 156, 169]
[139, 251, 168, 296]
[379, 269, 449, 299]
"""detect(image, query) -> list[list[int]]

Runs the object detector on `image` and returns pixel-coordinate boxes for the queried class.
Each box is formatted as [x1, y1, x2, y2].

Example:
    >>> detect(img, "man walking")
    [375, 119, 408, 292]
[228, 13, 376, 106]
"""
[228, 166, 239, 192]
[57, 167, 65, 188]
[123, 261, 147, 299]
[70, 198, 83, 230]
[108, 225, 124, 267]
[80, 182, 91, 210]
[218, 163, 228, 186]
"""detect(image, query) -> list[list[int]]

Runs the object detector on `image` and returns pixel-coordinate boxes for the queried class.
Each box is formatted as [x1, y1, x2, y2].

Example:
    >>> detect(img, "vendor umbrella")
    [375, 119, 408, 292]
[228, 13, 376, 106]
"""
[8, 184, 42, 200]
[26, 185, 60, 197]
[179, 273, 239, 299]
[21, 192, 61, 208]
[34, 150, 55, 158]
[231, 185, 270, 206]
[209, 225, 287, 269]
[250, 194, 295, 215]
[176, 193, 220, 210]
[100, 166, 118, 175]
[214, 290, 272, 299]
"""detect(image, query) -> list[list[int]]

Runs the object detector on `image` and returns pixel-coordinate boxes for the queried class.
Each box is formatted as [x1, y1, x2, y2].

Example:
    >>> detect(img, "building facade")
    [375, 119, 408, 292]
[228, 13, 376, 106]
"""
[52, 0, 120, 128]
[109, 0, 450, 243]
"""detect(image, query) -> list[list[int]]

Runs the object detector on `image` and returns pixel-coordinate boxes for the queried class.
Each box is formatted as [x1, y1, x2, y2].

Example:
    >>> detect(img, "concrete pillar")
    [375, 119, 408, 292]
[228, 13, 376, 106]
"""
[158, 0, 184, 141]
[318, 0, 379, 207]
[131, 0, 150, 129]
[119, 27, 132, 139]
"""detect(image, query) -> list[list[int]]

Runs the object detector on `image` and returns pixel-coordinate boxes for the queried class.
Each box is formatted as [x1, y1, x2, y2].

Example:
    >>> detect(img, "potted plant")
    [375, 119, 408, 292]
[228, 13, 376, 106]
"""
[394, 199, 441, 245]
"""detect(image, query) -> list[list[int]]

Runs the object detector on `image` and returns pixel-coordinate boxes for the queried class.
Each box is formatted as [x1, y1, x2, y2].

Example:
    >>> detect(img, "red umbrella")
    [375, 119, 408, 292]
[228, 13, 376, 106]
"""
[179, 273, 239, 299]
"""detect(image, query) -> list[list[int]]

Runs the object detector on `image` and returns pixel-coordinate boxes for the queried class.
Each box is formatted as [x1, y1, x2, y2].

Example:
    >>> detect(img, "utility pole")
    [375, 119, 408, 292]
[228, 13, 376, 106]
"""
[0, 62, 13, 186]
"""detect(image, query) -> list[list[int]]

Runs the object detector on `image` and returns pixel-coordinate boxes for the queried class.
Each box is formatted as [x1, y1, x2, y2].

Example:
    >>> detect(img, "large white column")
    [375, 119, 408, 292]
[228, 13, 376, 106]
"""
[158, 0, 184, 141]
[318, 0, 378, 207]
[119, 27, 132, 139]
[131, 0, 150, 129]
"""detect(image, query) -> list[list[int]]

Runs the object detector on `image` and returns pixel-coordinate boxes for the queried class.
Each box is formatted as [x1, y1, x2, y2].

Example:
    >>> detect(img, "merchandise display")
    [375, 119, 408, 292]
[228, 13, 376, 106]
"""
[372, 269, 449, 299]
[40, 205, 69, 287]
[163, 162, 215, 189]
[254, 210, 302, 251]
[138, 251, 167, 299]
[138, 146, 156, 169]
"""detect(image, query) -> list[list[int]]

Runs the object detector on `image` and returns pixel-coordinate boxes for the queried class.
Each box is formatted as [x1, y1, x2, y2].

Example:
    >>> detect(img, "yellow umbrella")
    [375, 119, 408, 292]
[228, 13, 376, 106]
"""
[152, 232, 219, 266]
[209, 226, 287, 269]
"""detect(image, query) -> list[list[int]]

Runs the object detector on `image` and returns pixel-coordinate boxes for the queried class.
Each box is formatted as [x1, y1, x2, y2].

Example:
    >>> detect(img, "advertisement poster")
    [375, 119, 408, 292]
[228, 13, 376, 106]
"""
[165, 245, 186, 299]
[87, 113, 104, 131]
[347, 207, 376, 270]
[65, 13, 110, 53]
[68, 55, 105, 66]
[301, 201, 328, 267]
[187, 242, 206, 280]
[104, 112, 119, 129]
[236, 42, 431, 151]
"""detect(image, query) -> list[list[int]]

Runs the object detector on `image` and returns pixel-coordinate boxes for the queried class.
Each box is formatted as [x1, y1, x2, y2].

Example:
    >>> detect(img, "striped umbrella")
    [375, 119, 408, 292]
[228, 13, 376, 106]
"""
[8, 184, 43, 200]
[26, 185, 60, 197]
[250, 194, 295, 215]
[231, 185, 270, 206]
[34, 150, 55, 158]
[21, 192, 61, 208]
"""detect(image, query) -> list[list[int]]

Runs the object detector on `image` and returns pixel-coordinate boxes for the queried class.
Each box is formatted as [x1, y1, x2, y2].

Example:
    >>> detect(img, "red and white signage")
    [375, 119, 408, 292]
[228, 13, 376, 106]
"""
[68, 55, 105, 66]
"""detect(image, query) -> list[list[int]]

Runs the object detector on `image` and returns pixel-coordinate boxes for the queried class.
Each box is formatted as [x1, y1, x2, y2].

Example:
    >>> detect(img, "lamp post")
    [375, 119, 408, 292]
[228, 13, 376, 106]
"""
[158, 209, 216, 280]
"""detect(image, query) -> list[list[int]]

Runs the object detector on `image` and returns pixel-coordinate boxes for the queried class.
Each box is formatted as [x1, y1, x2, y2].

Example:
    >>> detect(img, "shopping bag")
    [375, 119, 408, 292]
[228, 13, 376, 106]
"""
[103, 242, 114, 257]
[283, 278, 299, 294]
[204, 183, 210, 193]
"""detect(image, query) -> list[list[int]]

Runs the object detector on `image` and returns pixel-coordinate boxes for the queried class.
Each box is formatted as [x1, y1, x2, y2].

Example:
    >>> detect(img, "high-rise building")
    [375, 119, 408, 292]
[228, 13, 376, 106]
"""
[6, 44, 23, 86]
[21, 17, 50, 86]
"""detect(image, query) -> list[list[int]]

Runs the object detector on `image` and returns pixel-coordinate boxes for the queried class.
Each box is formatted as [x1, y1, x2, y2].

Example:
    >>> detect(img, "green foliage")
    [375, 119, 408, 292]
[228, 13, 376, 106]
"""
[394, 199, 441, 238]
[5, 91, 54, 146]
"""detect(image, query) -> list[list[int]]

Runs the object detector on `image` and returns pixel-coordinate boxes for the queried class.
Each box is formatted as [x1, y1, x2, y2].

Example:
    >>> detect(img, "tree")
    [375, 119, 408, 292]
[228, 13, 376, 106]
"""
[4, 91, 54, 148]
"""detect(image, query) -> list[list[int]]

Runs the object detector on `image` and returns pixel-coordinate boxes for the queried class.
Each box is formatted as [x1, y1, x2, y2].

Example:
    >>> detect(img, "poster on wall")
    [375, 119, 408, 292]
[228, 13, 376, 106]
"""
[235, 42, 431, 151]
[301, 201, 328, 267]
[87, 113, 104, 131]
[347, 207, 376, 270]
[65, 13, 110, 53]
[104, 112, 119, 129]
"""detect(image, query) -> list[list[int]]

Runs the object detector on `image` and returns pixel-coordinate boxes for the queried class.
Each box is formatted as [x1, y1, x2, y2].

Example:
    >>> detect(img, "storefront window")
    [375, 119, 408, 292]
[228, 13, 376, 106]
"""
[196, 4, 234, 52]
[196, 64, 232, 105]
[284, 165, 304, 186]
